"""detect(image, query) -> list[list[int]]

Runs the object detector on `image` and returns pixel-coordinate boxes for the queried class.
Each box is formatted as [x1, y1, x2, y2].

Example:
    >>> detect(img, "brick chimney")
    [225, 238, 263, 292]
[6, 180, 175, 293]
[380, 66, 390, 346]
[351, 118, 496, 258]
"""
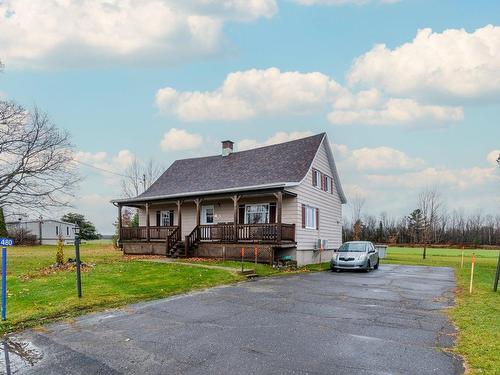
[221, 140, 234, 157]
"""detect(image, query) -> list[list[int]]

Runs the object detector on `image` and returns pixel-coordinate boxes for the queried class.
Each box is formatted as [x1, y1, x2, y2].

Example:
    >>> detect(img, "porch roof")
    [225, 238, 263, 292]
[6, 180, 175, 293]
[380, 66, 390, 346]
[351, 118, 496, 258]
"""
[114, 187, 297, 207]
[113, 133, 326, 205]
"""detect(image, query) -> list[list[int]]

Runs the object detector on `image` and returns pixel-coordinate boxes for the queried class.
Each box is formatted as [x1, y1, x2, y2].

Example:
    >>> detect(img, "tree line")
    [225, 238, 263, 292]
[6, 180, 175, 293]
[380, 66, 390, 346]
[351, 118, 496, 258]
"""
[343, 188, 500, 247]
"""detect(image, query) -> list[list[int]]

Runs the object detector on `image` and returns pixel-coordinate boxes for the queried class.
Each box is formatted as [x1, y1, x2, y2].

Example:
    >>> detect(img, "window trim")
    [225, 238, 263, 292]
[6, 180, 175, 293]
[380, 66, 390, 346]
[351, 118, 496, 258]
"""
[312, 169, 321, 188]
[201, 205, 215, 225]
[304, 205, 318, 230]
[244, 203, 270, 224]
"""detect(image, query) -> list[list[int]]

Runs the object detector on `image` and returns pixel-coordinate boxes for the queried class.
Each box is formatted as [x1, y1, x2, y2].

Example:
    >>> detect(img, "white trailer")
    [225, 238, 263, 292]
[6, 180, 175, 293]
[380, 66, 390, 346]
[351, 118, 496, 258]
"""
[6, 219, 78, 245]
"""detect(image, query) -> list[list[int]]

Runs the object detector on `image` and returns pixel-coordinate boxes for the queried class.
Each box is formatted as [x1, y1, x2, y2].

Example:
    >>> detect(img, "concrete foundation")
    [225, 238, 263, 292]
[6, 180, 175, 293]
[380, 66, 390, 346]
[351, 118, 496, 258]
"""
[123, 242, 166, 255]
[296, 249, 335, 267]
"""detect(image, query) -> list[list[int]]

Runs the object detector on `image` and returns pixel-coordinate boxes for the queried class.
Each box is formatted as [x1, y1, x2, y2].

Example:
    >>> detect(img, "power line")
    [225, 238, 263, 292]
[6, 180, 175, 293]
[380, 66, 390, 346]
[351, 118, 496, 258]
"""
[73, 159, 128, 178]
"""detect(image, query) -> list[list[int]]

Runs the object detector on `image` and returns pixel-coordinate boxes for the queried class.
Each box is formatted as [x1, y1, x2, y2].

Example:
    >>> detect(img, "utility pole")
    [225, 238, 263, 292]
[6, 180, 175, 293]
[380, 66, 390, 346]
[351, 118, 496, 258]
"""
[142, 174, 146, 192]
[495, 155, 500, 292]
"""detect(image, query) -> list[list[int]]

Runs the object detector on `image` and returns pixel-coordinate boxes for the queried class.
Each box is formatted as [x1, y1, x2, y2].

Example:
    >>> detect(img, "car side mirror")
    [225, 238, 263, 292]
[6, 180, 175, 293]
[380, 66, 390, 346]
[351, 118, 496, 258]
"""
[369, 249, 375, 253]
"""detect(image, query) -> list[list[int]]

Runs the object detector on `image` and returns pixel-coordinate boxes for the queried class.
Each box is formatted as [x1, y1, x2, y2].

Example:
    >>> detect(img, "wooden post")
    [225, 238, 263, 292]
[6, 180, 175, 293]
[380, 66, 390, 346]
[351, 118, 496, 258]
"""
[194, 198, 202, 227]
[231, 195, 240, 242]
[176, 200, 183, 236]
[223, 245, 226, 262]
[117, 205, 123, 243]
[274, 191, 283, 243]
[469, 253, 475, 294]
[493, 251, 500, 292]
[145, 203, 150, 242]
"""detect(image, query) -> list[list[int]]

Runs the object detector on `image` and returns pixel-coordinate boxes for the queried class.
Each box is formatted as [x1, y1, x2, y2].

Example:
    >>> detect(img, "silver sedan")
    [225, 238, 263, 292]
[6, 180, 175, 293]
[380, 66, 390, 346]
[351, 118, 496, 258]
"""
[330, 241, 379, 271]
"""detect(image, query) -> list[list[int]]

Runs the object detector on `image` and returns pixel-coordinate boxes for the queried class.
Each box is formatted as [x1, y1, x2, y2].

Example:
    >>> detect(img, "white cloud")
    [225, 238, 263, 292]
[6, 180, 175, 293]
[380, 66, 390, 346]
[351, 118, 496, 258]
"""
[328, 97, 463, 126]
[160, 128, 203, 151]
[294, 0, 399, 5]
[156, 68, 342, 121]
[333, 144, 424, 170]
[237, 131, 314, 151]
[0, 0, 277, 69]
[487, 150, 500, 166]
[348, 25, 500, 98]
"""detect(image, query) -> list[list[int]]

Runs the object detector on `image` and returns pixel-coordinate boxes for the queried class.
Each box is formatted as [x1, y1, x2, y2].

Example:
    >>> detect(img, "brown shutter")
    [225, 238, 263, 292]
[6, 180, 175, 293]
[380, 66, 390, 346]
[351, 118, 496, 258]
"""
[238, 204, 245, 224]
[312, 169, 317, 186]
[269, 203, 276, 224]
[301, 204, 306, 228]
[322, 175, 326, 191]
[156, 211, 160, 226]
[316, 208, 320, 230]
[331, 178, 334, 194]
[169, 210, 174, 226]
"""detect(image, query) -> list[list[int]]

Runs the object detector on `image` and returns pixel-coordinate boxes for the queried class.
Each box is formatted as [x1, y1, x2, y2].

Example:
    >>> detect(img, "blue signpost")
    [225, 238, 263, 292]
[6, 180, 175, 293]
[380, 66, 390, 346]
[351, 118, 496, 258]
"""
[0, 238, 14, 321]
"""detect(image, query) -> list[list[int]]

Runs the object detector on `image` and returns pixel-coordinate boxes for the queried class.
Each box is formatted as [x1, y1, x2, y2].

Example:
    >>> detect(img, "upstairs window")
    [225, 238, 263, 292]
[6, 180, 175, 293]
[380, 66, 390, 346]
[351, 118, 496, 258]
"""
[312, 169, 321, 188]
[324, 175, 332, 193]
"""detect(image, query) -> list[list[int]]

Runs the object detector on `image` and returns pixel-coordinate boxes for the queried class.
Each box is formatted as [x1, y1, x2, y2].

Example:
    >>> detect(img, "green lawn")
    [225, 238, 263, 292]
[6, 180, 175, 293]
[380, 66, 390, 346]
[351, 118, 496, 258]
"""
[383, 247, 500, 375]
[0, 243, 241, 334]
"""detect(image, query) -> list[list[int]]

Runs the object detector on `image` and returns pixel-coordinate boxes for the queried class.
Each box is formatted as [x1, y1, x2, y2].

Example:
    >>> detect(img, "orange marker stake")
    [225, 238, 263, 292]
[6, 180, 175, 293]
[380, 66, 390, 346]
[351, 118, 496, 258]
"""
[461, 249, 464, 269]
[254, 247, 258, 266]
[469, 253, 476, 294]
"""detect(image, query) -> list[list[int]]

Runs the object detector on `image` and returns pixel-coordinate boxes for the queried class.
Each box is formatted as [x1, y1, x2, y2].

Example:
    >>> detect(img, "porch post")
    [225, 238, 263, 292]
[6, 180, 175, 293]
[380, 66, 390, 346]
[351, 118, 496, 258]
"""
[145, 203, 150, 242]
[194, 198, 203, 227]
[176, 200, 183, 235]
[117, 204, 123, 243]
[231, 195, 240, 242]
[274, 191, 283, 242]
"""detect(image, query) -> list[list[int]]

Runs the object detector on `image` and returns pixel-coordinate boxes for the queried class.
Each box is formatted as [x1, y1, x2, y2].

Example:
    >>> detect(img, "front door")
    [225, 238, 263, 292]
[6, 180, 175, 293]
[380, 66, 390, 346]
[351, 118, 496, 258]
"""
[201, 205, 214, 225]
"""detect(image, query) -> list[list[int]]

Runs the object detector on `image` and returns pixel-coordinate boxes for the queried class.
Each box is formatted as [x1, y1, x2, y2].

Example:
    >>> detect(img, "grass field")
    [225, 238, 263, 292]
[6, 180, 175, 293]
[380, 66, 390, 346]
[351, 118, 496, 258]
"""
[383, 247, 500, 375]
[0, 243, 241, 334]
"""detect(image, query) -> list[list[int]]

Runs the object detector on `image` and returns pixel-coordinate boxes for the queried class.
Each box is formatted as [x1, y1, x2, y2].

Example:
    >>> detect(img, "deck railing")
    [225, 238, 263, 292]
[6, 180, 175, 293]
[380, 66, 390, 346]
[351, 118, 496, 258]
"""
[198, 223, 295, 243]
[121, 223, 295, 243]
[120, 226, 177, 241]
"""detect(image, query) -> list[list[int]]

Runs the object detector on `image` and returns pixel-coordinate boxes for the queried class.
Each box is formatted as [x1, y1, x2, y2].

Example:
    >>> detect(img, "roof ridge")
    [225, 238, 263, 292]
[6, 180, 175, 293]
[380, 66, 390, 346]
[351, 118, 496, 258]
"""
[172, 132, 325, 163]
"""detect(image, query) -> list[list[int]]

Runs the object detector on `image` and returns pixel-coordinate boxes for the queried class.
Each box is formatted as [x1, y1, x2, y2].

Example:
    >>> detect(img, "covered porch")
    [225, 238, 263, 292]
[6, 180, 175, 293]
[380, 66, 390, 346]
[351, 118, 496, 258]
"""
[116, 188, 296, 257]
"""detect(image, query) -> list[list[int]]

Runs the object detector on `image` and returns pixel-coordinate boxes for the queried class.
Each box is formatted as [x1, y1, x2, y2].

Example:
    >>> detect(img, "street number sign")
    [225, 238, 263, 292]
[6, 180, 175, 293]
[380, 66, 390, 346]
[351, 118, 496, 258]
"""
[0, 238, 13, 247]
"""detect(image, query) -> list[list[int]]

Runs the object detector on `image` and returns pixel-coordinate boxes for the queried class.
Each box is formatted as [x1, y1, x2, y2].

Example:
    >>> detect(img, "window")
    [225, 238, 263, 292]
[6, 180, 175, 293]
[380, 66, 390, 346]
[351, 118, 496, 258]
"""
[201, 205, 214, 225]
[245, 204, 270, 224]
[324, 175, 332, 193]
[161, 211, 173, 226]
[302, 205, 318, 230]
[66, 226, 69, 236]
[55, 226, 59, 235]
[312, 169, 321, 188]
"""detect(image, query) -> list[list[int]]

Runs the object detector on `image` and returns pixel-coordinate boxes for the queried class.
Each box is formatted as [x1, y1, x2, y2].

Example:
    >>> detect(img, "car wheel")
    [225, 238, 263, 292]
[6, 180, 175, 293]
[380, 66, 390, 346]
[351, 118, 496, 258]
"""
[365, 261, 371, 272]
[374, 260, 379, 270]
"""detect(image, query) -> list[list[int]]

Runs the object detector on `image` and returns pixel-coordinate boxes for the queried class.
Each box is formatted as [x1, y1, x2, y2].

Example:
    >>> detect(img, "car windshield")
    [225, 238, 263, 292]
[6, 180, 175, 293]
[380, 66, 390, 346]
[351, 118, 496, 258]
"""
[338, 243, 368, 252]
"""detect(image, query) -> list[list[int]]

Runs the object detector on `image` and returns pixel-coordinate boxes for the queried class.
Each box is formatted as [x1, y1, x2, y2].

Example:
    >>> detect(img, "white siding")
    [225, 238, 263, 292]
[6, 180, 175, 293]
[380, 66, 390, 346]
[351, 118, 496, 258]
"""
[6, 220, 77, 245]
[288, 138, 343, 250]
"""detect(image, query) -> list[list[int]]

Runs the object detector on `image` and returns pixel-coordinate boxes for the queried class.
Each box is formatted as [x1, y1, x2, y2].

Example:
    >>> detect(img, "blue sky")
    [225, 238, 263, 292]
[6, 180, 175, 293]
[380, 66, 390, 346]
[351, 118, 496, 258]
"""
[1, 0, 499, 234]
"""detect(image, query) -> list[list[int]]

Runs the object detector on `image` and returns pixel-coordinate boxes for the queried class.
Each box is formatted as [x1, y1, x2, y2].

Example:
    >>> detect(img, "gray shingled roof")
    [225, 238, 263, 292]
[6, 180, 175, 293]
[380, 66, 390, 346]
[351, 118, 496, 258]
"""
[114, 133, 346, 203]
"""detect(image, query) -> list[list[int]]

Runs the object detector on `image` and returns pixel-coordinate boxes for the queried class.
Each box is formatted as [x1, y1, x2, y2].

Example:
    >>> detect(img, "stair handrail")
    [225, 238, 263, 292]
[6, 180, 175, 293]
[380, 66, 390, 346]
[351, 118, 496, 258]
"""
[166, 226, 180, 256]
[184, 226, 200, 257]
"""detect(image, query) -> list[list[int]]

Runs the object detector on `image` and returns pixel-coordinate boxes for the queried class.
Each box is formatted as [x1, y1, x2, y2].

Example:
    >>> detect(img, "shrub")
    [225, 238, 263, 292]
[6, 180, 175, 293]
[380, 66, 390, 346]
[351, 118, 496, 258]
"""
[9, 228, 37, 246]
[56, 236, 64, 265]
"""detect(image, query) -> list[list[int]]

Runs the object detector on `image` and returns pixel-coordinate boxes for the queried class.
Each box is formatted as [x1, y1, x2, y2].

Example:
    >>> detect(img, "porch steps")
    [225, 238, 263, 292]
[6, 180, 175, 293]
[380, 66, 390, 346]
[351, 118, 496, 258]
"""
[239, 269, 258, 279]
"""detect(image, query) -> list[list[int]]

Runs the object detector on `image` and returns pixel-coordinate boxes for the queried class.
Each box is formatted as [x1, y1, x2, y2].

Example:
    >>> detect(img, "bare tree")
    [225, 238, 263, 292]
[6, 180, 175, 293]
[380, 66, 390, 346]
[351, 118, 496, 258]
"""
[121, 157, 163, 198]
[417, 187, 442, 259]
[0, 101, 78, 212]
[349, 193, 365, 241]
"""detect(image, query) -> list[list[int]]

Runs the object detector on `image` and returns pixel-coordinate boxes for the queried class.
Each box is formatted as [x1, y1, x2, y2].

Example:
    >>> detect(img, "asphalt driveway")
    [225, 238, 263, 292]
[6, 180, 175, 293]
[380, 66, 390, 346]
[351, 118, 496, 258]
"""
[2, 264, 463, 374]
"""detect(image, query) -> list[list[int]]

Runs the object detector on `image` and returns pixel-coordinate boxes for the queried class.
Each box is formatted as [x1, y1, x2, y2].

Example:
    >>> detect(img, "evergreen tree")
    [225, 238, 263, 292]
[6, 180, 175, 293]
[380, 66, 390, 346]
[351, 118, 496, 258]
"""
[61, 213, 100, 240]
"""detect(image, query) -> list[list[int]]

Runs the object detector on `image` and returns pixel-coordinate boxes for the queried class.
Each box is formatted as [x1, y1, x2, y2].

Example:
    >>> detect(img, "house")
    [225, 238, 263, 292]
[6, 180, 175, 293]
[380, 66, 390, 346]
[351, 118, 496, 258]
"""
[112, 133, 346, 266]
[6, 219, 78, 245]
